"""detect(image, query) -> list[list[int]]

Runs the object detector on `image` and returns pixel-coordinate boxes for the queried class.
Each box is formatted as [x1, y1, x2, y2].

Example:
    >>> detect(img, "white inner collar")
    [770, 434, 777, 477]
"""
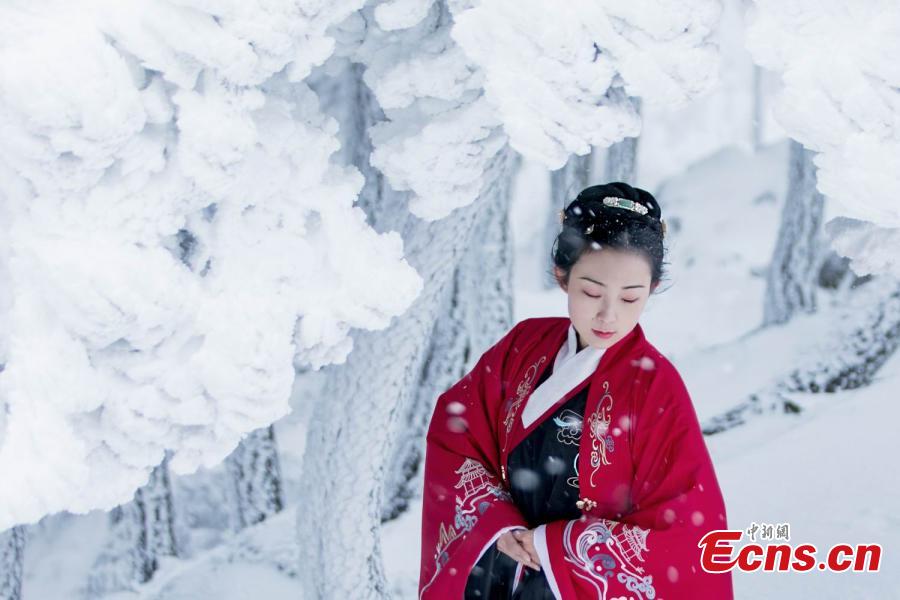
[520, 323, 605, 429]
[553, 321, 581, 372]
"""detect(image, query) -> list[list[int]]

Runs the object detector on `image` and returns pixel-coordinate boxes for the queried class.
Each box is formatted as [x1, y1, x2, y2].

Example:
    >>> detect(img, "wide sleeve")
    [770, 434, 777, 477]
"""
[418, 323, 530, 600]
[533, 364, 735, 600]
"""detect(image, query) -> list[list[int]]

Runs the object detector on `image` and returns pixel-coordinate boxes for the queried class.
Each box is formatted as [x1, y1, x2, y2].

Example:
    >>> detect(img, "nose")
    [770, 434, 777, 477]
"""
[596, 299, 616, 323]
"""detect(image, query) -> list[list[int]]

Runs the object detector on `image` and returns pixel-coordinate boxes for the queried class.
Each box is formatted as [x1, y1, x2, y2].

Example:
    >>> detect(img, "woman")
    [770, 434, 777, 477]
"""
[418, 182, 734, 600]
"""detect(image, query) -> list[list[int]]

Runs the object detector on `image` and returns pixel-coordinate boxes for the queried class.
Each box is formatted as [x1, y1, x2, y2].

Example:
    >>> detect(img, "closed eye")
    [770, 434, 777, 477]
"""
[584, 291, 639, 303]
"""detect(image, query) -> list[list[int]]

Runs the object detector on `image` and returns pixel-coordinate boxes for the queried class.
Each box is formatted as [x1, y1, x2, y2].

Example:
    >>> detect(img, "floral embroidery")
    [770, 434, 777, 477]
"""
[502, 355, 547, 451]
[588, 380, 615, 487]
[562, 518, 656, 600]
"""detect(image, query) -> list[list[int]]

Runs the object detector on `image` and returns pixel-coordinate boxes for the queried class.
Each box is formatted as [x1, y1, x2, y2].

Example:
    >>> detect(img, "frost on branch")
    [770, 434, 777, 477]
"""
[746, 0, 900, 277]
[0, 1, 422, 530]
[448, 0, 723, 168]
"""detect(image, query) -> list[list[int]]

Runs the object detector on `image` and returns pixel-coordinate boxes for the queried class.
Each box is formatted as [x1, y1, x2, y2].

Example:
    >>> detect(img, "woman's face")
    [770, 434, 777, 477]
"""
[555, 248, 656, 350]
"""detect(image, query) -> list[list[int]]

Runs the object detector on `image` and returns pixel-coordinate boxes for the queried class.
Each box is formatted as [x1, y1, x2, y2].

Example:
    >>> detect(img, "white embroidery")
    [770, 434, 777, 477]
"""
[553, 408, 583, 445]
[562, 518, 657, 600]
[552, 407, 583, 490]
[566, 452, 580, 489]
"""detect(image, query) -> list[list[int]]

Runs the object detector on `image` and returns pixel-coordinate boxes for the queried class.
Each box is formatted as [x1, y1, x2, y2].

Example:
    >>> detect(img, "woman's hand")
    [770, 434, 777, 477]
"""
[497, 529, 541, 571]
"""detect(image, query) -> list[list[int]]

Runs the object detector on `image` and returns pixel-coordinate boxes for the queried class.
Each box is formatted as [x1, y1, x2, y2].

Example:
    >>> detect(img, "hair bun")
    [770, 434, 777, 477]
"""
[574, 181, 662, 221]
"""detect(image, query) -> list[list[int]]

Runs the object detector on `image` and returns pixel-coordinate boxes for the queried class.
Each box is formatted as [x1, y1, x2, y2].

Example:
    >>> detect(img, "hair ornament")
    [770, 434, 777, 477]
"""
[602, 196, 648, 216]
[560, 195, 666, 238]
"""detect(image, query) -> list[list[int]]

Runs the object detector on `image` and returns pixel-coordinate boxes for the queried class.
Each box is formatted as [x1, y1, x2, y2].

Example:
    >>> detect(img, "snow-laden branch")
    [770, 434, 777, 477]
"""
[351, 1, 508, 220]
[745, 0, 900, 277]
[0, 0, 422, 530]
[353, 0, 721, 220]
[448, 0, 723, 169]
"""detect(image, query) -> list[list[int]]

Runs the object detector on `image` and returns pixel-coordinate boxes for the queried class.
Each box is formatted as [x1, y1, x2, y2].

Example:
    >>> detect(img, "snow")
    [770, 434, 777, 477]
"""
[637, 0, 786, 193]
[0, 1, 422, 529]
[378, 140, 899, 599]
[358, 2, 510, 221]
[449, 0, 722, 169]
[745, 0, 900, 278]
[715, 350, 900, 597]
[19, 93, 898, 600]
[8, 2, 899, 599]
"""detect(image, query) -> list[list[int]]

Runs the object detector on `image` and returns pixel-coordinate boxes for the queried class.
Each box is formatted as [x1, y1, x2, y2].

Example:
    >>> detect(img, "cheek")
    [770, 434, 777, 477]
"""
[570, 293, 592, 313]
[627, 299, 648, 317]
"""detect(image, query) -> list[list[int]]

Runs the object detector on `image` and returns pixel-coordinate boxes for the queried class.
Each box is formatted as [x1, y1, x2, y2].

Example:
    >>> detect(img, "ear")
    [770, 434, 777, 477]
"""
[650, 280, 659, 294]
[553, 266, 568, 292]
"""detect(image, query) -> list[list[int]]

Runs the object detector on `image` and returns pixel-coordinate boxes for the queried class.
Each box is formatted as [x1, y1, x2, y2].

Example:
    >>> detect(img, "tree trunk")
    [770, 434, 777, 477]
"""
[703, 277, 900, 435]
[751, 64, 764, 152]
[296, 145, 516, 600]
[544, 152, 594, 289]
[604, 96, 642, 183]
[381, 170, 515, 521]
[225, 425, 284, 530]
[87, 456, 179, 594]
[0, 526, 25, 600]
[762, 140, 825, 326]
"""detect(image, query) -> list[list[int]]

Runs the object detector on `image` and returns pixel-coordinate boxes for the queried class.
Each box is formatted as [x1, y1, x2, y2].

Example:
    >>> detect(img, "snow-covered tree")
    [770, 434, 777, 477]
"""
[762, 140, 825, 325]
[0, 1, 422, 531]
[454, 0, 721, 290]
[295, 1, 724, 598]
[0, 526, 24, 600]
[544, 152, 595, 290]
[449, 0, 722, 170]
[87, 457, 179, 594]
[604, 97, 643, 183]
[745, 0, 900, 279]
[225, 426, 283, 530]
[296, 3, 520, 596]
[381, 172, 516, 522]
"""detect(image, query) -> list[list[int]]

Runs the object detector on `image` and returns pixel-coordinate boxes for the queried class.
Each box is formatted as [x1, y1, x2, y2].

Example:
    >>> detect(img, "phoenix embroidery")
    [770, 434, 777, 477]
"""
[588, 380, 615, 486]
[502, 355, 547, 451]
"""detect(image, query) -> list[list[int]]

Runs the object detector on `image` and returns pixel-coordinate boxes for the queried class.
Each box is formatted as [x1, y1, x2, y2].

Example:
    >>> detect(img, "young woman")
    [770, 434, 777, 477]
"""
[417, 182, 734, 600]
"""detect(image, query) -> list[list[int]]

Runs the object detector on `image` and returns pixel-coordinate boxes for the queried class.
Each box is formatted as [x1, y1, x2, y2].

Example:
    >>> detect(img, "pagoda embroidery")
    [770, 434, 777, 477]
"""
[617, 523, 650, 565]
[432, 458, 510, 571]
[454, 458, 491, 497]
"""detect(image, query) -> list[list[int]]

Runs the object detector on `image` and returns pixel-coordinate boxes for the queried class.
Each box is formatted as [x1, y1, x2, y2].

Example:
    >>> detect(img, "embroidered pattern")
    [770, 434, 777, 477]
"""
[566, 452, 580, 489]
[562, 518, 656, 600]
[588, 380, 615, 487]
[553, 409, 583, 446]
[502, 355, 548, 451]
[551, 408, 584, 489]
[421, 457, 510, 598]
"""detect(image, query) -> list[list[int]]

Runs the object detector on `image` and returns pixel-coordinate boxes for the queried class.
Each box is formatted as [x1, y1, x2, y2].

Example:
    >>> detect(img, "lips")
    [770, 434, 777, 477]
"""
[592, 328, 615, 337]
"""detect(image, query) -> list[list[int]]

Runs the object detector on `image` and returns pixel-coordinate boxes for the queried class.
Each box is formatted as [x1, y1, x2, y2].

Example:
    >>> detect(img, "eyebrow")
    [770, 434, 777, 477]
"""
[579, 276, 646, 289]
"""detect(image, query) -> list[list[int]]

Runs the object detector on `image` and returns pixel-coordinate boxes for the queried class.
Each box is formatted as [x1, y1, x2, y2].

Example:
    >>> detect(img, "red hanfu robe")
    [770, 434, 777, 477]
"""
[418, 316, 734, 599]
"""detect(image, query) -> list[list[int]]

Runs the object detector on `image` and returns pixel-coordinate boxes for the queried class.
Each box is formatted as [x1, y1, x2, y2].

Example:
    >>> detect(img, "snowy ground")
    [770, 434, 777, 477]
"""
[22, 140, 898, 598]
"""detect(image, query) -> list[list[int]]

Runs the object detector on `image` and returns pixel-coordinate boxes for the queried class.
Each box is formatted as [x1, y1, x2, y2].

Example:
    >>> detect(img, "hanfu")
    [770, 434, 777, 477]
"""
[418, 316, 734, 599]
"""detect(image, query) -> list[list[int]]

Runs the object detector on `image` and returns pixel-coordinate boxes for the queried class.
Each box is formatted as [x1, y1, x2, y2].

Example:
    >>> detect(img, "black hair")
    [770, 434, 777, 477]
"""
[550, 181, 668, 290]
